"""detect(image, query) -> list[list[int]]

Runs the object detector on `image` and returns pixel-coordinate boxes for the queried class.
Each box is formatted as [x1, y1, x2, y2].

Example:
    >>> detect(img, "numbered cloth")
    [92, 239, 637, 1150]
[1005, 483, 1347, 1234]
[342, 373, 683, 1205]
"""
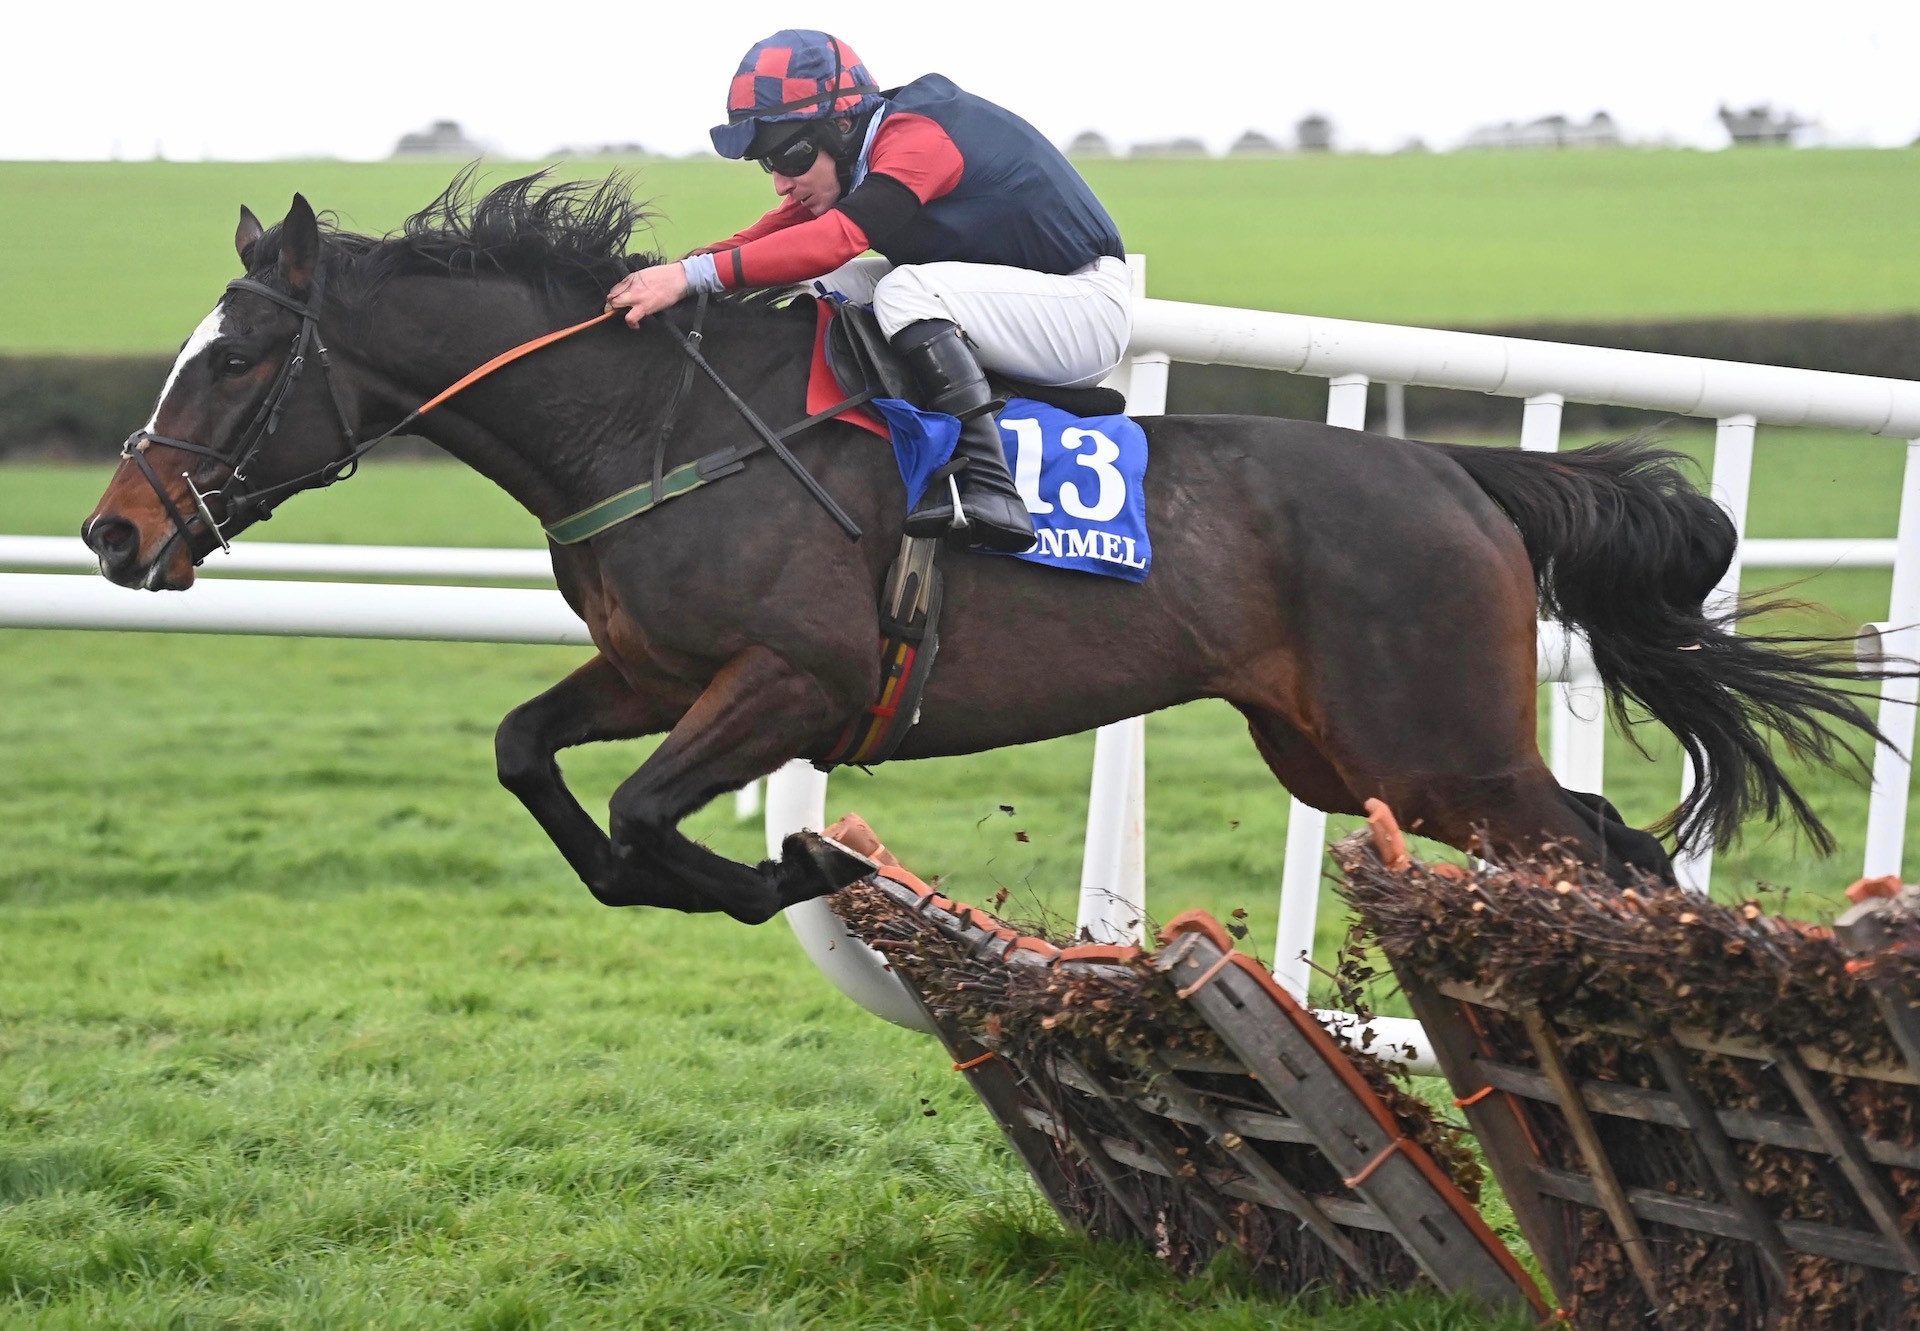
[872, 396, 1151, 582]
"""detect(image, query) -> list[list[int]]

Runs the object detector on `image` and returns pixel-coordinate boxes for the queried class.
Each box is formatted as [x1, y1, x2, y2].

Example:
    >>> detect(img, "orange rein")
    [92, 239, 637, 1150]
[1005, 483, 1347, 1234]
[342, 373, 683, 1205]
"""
[411, 309, 619, 420]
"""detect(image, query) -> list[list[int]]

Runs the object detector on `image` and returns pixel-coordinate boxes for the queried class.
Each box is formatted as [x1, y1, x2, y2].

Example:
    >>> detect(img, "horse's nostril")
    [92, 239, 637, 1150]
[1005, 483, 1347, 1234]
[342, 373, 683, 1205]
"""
[85, 516, 138, 563]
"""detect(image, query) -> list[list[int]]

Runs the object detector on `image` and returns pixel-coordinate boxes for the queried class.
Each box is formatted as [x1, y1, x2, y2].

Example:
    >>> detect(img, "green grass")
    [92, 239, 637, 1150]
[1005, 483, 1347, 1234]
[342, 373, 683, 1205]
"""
[0, 422, 1912, 1326]
[6, 147, 1919, 354]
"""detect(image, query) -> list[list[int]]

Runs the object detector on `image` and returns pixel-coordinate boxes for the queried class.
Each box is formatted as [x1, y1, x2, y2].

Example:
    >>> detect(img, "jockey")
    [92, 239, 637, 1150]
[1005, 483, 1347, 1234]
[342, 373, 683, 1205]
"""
[605, 29, 1132, 553]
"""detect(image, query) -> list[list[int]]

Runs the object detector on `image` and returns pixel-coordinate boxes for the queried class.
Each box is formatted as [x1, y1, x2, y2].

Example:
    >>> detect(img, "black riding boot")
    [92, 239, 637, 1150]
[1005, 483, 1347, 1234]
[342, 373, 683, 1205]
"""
[891, 319, 1036, 552]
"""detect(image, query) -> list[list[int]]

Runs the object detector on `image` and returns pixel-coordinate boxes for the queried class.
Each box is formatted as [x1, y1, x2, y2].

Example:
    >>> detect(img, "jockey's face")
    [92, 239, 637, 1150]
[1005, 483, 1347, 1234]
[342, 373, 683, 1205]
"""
[769, 128, 847, 217]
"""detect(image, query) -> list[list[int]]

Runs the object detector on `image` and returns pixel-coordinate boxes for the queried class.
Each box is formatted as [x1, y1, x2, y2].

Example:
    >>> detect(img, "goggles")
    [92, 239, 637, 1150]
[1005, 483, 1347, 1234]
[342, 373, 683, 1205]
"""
[754, 133, 822, 178]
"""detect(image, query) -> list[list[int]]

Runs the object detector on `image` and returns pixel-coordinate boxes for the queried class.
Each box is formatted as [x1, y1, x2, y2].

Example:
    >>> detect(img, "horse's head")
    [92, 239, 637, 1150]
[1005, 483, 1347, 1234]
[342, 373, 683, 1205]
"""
[83, 194, 364, 590]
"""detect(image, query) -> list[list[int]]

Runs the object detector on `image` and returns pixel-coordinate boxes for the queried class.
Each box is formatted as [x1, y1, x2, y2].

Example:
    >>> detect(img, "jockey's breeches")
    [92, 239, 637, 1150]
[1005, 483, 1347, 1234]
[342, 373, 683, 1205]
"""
[814, 255, 1134, 390]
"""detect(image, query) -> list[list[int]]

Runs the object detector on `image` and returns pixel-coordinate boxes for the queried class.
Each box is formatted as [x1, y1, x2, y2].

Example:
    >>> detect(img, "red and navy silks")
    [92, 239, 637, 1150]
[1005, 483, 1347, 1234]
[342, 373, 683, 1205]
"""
[702, 74, 1124, 291]
[808, 302, 888, 439]
[855, 75, 1124, 276]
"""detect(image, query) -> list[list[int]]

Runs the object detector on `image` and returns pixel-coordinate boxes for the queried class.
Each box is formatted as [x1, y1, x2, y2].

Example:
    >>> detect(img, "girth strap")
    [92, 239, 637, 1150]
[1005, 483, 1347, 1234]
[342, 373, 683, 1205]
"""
[819, 534, 947, 769]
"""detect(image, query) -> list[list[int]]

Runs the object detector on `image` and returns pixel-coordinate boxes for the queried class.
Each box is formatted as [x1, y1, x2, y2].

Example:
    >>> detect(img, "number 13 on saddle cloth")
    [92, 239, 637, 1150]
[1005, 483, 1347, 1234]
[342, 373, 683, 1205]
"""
[809, 303, 1152, 581]
[878, 396, 1150, 580]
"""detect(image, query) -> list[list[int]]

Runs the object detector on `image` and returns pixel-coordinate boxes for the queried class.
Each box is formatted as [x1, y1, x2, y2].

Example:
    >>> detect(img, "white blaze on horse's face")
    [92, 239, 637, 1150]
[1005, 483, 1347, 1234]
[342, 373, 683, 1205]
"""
[144, 304, 229, 433]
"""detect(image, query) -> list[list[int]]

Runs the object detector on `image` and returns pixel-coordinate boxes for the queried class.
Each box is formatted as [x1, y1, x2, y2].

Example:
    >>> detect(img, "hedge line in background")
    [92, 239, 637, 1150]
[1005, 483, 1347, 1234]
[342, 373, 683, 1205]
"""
[5, 315, 1915, 461]
[2, 353, 173, 460]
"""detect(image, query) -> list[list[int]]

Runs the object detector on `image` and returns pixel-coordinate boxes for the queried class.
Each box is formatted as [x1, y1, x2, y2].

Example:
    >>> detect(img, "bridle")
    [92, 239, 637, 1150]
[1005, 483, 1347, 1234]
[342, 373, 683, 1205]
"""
[119, 272, 614, 567]
[121, 274, 367, 565]
[119, 269, 871, 570]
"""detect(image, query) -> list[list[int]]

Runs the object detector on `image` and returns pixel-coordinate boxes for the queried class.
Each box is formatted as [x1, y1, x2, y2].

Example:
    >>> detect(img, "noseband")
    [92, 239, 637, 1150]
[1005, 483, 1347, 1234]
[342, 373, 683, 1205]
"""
[121, 276, 364, 563]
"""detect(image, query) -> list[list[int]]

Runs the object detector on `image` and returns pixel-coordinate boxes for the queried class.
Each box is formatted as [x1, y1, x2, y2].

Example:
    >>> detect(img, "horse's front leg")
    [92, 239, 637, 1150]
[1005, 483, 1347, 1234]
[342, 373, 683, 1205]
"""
[603, 644, 874, 923]
[495, 652, 678, 898]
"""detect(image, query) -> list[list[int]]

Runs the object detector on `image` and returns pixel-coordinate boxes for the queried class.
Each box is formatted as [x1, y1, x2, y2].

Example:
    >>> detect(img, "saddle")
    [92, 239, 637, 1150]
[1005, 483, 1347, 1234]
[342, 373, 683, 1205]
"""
[822, 302, 1127, 420]
[816, 302, 1130, 770]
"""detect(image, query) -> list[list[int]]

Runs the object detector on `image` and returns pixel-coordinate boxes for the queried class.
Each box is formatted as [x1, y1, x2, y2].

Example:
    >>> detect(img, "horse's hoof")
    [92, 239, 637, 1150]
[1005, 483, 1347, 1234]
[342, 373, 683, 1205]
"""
[776, 830, 877, 906]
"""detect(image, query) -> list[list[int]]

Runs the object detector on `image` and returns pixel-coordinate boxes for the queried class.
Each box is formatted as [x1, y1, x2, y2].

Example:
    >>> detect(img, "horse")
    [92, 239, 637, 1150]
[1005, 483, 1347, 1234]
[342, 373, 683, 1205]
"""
[81, 173, 1891, 923]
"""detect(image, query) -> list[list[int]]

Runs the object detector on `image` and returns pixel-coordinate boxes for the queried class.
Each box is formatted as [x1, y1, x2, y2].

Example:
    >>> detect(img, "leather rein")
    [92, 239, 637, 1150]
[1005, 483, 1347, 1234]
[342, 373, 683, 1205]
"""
[123, 278, 870, 566]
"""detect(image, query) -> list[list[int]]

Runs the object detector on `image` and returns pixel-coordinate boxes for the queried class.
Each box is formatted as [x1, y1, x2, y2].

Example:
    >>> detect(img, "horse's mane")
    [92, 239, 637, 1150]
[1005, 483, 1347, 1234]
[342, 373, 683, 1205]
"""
[331, 167, 663, 306]
[241, 168, 682, 313]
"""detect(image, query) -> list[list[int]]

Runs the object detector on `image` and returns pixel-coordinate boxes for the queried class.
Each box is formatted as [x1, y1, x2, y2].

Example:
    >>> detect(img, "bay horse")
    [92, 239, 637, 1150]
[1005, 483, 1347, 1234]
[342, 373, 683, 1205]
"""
[82, 174, 1888, 922]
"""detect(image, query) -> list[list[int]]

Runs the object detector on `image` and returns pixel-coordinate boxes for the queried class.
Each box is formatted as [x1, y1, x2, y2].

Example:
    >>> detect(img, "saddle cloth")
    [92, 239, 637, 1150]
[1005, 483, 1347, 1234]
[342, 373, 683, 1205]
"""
[810, 302, 1152, 582]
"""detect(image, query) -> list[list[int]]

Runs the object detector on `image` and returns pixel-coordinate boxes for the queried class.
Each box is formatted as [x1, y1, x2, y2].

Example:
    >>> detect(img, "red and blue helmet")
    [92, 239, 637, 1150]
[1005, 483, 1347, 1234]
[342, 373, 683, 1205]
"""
[709, 30, 883, 160]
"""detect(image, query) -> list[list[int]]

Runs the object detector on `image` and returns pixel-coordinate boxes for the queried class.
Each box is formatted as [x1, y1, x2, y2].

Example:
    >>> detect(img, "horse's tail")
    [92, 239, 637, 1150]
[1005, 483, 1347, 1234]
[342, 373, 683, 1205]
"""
[1424, 437, 1897, 854]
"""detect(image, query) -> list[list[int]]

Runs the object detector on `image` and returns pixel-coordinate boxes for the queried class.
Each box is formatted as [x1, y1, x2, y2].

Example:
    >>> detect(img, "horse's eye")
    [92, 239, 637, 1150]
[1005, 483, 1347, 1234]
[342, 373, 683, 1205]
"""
[218, 353, 254, 378]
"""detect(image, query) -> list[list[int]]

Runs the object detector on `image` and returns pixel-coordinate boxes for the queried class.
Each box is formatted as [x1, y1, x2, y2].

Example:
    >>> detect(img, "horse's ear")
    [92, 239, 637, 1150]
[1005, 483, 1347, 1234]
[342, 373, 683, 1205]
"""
[235, 205, 263, 268]
[277, 194, 319, 294]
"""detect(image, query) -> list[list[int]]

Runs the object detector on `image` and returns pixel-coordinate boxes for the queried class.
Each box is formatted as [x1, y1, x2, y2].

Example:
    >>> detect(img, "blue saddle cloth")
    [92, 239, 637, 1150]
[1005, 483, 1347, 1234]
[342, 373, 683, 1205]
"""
[872, 396, 1152, 582]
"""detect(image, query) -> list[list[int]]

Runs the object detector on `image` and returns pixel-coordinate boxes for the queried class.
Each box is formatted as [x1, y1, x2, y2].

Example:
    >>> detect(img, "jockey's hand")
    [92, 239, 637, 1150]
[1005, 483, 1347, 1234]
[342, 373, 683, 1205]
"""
[605, 264, 690, 328]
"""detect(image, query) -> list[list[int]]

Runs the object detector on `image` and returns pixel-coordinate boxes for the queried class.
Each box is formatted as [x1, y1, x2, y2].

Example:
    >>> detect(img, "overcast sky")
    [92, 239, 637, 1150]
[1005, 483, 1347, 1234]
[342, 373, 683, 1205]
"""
[11, 2, 1918, 161]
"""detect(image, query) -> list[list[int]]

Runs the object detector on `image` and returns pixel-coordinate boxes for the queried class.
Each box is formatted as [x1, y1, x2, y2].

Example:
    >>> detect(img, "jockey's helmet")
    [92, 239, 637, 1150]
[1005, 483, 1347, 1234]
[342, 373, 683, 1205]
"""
[709, 30, 883, 163]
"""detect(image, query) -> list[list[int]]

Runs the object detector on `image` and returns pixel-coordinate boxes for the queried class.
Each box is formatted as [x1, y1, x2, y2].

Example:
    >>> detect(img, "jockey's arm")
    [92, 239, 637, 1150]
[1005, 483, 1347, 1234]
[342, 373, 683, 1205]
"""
[680, 114, 967, 294]
[692, 197, 817, 255]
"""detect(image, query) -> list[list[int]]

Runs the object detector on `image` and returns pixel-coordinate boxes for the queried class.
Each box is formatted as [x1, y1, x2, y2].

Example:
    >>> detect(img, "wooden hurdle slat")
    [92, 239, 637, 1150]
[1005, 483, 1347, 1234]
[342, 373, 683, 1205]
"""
[1767, 1045, 1920, 1275]
[1044, 1056, 1319, 1147]
[1139, 1052, 1376, 1283]
[1394, 970, 1573, 1285]
[1527, 1165, 1911, 1270]
[1156, 930, 1542, 1310]
[1470, 1059, 1920, 1169]
[1017, 1083, 1167, 1246]
[1517, 1003, 1669, 1318]
[1646, 1042, 1791, 1289]
[1052, 1051, 1256, 1257]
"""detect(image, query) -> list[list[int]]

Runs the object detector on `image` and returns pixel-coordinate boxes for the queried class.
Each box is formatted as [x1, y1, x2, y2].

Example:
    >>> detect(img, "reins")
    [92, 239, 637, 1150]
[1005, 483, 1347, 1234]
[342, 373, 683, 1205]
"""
[653, 298, 865, 542]
[124, 274, 616, 565]
[125, 277, 872, 564]
[542, 293, 873, 544]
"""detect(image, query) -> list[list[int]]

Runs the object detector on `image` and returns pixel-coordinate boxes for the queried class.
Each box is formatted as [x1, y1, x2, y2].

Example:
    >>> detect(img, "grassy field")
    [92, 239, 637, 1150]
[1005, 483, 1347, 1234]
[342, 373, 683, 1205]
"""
[4, 145, 1917, 1326]
[1, 422, 1911, 1327]
[5, 146, 1918, 355]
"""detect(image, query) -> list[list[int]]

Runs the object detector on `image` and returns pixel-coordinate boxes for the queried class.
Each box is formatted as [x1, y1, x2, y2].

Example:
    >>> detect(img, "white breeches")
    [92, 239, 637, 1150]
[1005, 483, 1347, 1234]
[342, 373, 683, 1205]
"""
[814, 255, 1134, 389]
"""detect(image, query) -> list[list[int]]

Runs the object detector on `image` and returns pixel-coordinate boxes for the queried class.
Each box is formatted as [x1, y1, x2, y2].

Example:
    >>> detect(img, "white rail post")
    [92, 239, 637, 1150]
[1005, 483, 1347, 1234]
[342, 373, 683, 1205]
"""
[1863, 437, 1920, 878]
[1076, 256, 1161, 944]
[1520, 393, 1605, 795]
[1078, 716, 1149, 943]
[734, 781, 762, 820]
[1383, 382, 1407, 439]
[1674, 413, 1757, 894]
[1326, 374, 1370, 434]
[1271, 373, 1371, 1001]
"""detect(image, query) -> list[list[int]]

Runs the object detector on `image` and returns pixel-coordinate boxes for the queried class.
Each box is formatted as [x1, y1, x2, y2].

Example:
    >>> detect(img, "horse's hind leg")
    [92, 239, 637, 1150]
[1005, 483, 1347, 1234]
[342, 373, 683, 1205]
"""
[601, 645, 872, 923]
[1237, 705, 1364, 815]
[1241, 688, 1666, 882]
[1368, 765, 1596, 864]
[1363, 761, 1680, 886]
[1559, 788, 1676, 883]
